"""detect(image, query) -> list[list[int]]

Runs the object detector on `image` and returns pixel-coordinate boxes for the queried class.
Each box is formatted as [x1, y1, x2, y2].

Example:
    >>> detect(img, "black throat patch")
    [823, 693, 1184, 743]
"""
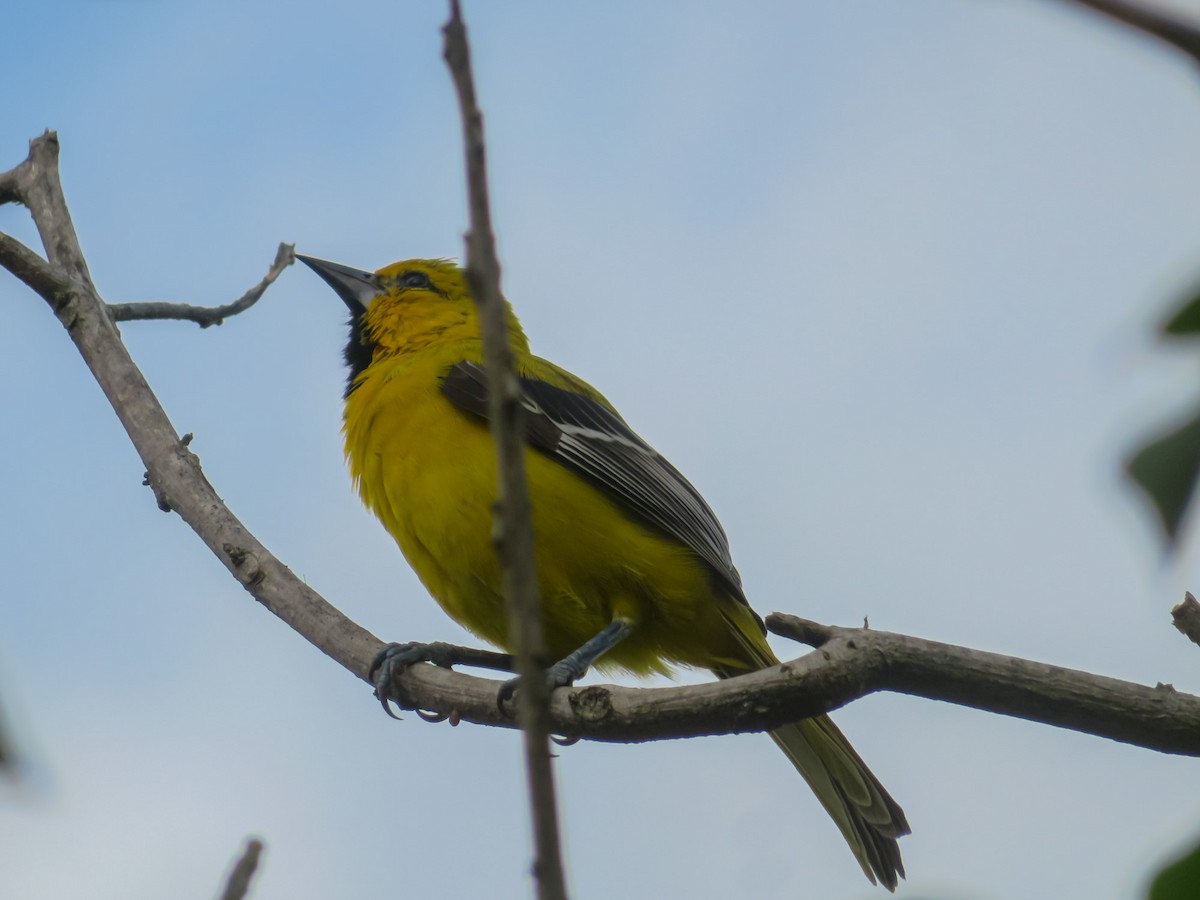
[343, 311, 374, 397]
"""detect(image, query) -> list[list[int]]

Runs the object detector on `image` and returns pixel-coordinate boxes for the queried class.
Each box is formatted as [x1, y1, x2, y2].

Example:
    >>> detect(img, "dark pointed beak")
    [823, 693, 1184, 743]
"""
[297, 255, 380, 311]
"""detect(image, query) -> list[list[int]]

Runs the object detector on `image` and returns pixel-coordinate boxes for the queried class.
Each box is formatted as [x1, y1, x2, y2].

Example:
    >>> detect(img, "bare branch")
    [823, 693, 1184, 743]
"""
[347, 618, 1200, 756]
[7, 41, 1200, 868]
[218, 838, 264, 900]
[1055, 0, 1200, 65]
[0, 134, 378, 686]
[8, 131, 1200, 758]
[0, 233, 70, 305]
[1172, 592, 1200, 649]
[0, 153, 27, 205]
[7, 142, 1200, 755]
[766, 614, 1200, 755]
[0, 133, 92, 310]
[109, 243, 295, 327]
[443, 3, 568, 898]
[20, 132, 94, 291]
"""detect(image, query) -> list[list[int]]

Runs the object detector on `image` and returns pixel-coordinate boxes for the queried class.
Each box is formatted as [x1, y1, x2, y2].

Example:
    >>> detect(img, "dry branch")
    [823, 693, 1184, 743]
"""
[767, 615, 1200, 755]
[0, 231, 67, 301]
[1059, 0, 1200, 64]
[218, 838, 264, 900]
[2, 132, 1200, 757]
[330, 618, 1200, 755]
[0, 131, 378, 681]
[442, 3, 568, 898]
[109, 243, 295, 327]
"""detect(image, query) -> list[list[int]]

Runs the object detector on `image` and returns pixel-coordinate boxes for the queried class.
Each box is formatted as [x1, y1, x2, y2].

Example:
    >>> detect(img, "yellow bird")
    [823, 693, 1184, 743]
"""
[300, 255, 910, 889]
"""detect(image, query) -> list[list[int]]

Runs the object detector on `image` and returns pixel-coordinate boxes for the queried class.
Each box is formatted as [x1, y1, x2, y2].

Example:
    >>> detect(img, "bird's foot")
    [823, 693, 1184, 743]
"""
[496, 621, 634, 715]
[496, 658, 587, 715]
[370, 641, 514, 720]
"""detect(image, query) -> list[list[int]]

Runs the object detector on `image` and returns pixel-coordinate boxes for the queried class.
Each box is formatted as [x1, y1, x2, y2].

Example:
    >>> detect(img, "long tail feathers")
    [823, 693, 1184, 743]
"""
[713, 614, 910, 890]
[769, 714, 910, 890]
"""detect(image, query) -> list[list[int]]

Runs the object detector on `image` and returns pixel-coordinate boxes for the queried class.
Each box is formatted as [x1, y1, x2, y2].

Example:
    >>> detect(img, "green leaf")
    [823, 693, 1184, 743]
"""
[1163, 291, 1200, 338]
[1125, 409, 1200, 544]
[1149, 838, 1200, 899]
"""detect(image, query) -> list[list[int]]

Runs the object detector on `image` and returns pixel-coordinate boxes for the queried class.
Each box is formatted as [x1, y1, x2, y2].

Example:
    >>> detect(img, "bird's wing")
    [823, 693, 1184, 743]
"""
[440, 360, 748, 605]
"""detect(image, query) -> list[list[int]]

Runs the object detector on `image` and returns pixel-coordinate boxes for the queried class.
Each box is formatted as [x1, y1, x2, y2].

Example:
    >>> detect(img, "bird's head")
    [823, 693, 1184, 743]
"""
[298, 255, 528, 394]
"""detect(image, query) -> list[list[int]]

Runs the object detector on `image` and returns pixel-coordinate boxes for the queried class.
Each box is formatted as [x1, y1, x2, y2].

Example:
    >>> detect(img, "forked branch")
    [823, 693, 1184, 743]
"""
[3, 131, 1200, 756]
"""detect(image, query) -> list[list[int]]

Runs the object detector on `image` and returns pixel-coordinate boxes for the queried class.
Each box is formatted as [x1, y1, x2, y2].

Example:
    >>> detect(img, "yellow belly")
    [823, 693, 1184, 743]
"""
[344, 343, 762, 675]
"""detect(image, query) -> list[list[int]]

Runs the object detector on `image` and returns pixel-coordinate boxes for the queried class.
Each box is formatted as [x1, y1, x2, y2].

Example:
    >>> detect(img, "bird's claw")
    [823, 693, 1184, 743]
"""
[370, 641, 454, 719]
[496, 677, 519, 714]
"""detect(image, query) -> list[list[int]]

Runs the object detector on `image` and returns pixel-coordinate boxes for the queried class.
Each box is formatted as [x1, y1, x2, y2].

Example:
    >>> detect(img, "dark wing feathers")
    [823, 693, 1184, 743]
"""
[440, 361, 747, 605]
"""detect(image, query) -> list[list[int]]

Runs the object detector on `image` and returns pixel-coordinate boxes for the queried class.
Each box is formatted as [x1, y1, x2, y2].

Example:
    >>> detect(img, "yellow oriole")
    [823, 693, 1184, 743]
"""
[300, 255, 910, 889]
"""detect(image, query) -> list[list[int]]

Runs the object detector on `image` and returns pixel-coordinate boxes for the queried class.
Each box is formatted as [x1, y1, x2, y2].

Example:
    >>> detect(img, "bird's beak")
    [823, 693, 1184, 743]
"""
[297, 255, 381, 311]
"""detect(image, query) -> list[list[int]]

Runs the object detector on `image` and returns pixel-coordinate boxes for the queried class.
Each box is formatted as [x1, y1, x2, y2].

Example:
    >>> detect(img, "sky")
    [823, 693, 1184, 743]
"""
[4, 1, 1200, 898]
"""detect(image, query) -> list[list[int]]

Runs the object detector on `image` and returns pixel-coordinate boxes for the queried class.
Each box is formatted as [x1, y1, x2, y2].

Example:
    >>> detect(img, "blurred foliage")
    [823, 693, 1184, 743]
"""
[1126, 408, 1200, 543]
[1126, 284, 1200, 545]
[1148, 835, 1200, 900]
[1163, 293, 1200, 339]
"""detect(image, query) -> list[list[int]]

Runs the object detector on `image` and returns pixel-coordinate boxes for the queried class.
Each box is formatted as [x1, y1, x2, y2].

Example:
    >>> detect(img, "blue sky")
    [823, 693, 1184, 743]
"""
[4, 1, 1200, 898]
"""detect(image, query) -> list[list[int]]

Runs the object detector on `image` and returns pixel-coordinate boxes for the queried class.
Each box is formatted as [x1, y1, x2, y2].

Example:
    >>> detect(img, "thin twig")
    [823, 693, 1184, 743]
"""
[218, 838, 264, 900]
[109, 243, 295, 327]
[1172, 592, 1200, 648]
[1054, 0, 1200, 64]
[442, 3, 569, 899]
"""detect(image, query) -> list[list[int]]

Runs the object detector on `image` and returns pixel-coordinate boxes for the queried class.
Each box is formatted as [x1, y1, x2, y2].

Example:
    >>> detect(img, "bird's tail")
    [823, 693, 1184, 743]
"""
[713, 622, 910, 890]
[767, 713, 909, 890]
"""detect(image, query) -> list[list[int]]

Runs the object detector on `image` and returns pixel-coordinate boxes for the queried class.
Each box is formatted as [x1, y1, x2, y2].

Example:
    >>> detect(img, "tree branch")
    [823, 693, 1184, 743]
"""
[0, 132, 379, 684]
[0, 232, 70, 304]
[6, 133, 1200, 760]
[328, 616, 1200, 756]
[217, 838, 264, 900]
[766, 614, 1200, 755]
[7, 0, 1200, 841]
[0, 152, 28, 205]
[442, 3, 568, 899]
[18, 132, 94, 291]
[1054, 0, 1200, 65]
[109, 243, 295, 327]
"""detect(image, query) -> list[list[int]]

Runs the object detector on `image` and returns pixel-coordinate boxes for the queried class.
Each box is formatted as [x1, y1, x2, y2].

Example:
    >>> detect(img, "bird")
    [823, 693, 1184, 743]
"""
[299, 254, 910, 889]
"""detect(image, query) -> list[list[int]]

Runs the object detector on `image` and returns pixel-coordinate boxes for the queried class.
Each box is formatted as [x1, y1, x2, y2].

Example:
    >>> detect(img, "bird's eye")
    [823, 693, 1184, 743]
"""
[398, 270, 433, 289]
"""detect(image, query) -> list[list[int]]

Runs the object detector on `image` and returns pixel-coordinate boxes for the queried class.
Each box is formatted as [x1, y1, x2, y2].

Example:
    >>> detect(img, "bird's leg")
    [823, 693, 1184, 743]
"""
[497, 619, 634, 713]
[545, 619, 634, 687]
[370, 641, 515, 719]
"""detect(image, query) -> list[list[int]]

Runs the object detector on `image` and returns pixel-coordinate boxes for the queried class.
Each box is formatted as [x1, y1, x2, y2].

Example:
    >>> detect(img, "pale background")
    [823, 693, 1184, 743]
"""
[3, 2, 1200, 898]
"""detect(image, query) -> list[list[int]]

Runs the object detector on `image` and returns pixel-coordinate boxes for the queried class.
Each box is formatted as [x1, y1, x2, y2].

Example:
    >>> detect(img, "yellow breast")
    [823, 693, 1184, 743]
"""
[344, 341, 759, 675]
